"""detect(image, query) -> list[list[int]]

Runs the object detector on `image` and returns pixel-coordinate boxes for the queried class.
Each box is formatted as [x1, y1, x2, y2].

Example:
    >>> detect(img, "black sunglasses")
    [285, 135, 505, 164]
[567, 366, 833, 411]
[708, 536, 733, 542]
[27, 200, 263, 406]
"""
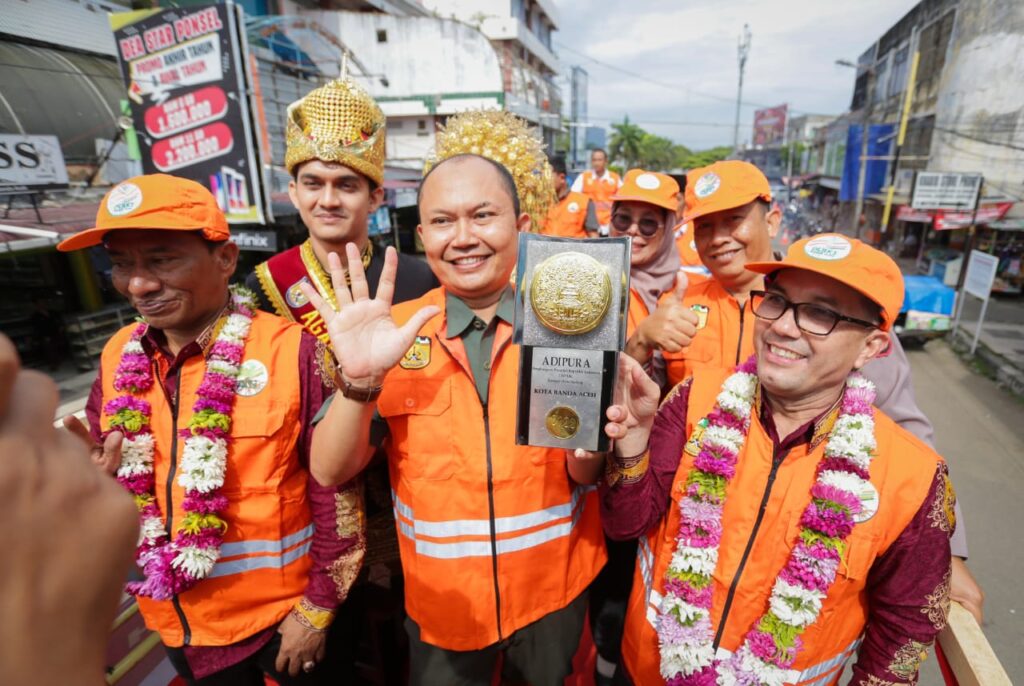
[750, 290, 879, 336]
[610, 213, 663, 237]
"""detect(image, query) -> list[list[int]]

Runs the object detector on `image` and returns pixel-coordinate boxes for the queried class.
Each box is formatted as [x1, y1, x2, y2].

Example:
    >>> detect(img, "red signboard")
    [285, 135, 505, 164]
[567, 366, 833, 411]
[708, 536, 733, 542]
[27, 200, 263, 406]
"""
[144, 86, 229, 138]
[934, 202, 1013, 230]
[896, 205, 934, 223]
[753, 104, 788, 146]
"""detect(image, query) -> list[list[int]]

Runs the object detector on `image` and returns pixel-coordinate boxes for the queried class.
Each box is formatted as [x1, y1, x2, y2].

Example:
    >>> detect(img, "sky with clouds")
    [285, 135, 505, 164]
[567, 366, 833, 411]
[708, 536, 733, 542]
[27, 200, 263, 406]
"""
[553, 0, 919, 151]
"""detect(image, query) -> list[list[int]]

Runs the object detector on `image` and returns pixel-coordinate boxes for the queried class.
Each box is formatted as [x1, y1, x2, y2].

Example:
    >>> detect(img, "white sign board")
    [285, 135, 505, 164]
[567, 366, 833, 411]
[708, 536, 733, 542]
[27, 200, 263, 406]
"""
[963, 250, 998, 299]
[953, 250, 1000, 356]
[911, 172, 982, 210]
[0, 134, 70, 192]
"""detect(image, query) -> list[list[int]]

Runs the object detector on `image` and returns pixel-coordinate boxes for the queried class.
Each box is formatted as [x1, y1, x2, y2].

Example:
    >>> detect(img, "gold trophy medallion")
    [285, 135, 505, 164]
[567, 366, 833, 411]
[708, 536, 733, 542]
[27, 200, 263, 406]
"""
[545, 406, 580, 439]
[530, 252, 612, 335]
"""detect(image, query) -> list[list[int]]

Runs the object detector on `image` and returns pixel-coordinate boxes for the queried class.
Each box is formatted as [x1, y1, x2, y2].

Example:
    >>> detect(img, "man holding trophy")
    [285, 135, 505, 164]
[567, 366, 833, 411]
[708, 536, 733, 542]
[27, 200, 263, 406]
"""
[306, 111, 607, 684]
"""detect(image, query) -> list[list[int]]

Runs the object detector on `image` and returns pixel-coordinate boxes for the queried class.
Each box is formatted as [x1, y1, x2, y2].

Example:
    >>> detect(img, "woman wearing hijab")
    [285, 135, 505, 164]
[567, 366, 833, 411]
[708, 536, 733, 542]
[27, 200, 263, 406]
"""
[608, 169, 683, 390]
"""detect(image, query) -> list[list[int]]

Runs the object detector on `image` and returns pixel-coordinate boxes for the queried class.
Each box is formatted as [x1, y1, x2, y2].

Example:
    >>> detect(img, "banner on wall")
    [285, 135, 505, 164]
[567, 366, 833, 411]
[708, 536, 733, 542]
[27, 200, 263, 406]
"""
[110, 3, 271, 224]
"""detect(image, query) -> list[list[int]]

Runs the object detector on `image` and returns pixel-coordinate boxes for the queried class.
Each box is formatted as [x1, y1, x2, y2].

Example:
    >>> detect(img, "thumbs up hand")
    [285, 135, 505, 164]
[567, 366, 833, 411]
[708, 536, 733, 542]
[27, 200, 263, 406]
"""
[625, 271, 700, 362]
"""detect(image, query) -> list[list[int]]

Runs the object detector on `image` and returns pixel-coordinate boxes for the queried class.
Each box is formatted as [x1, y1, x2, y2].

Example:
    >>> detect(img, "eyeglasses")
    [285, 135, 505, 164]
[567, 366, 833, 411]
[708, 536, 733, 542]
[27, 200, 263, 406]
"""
[749, 290, 879, 336]
[610, 213, 663, 237]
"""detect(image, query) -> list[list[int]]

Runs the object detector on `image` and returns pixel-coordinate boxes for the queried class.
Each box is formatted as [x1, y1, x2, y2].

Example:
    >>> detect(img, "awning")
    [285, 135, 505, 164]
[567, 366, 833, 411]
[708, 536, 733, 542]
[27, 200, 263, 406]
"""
[0, 198, 98, 253]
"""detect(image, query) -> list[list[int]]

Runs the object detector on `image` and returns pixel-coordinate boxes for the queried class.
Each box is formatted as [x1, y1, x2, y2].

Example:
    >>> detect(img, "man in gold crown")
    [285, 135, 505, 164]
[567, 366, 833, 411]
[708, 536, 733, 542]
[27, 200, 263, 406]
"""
[245, 77, 437, 338]
[244, 77, 438, 679]
[306, 111, 605, 685]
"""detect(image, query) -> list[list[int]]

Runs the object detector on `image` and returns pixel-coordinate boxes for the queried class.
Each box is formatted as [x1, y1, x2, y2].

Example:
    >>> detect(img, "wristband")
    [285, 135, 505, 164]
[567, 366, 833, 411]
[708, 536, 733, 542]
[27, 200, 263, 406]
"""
[333, 368, 383, 402]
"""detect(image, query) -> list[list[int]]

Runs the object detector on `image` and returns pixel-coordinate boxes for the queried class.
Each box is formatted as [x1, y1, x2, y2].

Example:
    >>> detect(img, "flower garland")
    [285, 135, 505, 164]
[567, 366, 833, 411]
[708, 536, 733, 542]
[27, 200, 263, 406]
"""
[658, 355, 877, 686]
[105, 285, 257, 600]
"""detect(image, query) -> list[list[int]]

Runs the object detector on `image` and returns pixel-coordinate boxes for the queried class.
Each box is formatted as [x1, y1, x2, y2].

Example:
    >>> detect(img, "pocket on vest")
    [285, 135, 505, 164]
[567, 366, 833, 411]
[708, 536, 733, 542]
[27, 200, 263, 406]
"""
[378, 377, 455, 481]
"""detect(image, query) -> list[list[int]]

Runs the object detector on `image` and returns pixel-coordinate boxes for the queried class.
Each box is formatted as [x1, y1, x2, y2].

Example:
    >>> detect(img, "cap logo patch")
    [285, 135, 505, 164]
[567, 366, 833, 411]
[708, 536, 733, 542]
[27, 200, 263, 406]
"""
[804, 235, 852, 261]
[635, 173, 661, 190]
[567, 201, 580, 213]
[694, 172, 720, 198]
[106, 183, 143, 217]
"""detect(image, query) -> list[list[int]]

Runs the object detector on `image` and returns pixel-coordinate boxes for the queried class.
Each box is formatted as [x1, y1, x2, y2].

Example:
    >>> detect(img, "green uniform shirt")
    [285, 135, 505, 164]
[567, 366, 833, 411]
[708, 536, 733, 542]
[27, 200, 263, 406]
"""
[444, 287, 516, 403]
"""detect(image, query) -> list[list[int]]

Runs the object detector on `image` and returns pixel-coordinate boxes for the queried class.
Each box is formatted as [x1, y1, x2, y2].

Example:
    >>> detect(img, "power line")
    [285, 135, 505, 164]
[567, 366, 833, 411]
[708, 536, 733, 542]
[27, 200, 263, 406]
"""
[555, 41, 832, 117]
[934, 126, 1024, 152]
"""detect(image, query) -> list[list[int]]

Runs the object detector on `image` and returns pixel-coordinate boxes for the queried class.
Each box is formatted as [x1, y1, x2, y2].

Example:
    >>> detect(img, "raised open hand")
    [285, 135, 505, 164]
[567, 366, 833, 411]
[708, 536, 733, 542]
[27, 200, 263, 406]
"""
[300, 243, 440, 387]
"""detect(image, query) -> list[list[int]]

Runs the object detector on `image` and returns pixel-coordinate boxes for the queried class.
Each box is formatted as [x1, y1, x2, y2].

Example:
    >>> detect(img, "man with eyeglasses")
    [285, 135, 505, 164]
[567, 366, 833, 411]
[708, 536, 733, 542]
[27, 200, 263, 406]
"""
[636, 160, 982, 624]
[599, 235, 954, 685]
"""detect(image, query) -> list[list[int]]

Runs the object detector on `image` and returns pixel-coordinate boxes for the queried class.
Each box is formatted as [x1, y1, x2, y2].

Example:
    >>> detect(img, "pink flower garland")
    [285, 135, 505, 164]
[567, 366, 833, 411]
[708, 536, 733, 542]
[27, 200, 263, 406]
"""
[658, 355, 878, 685]
[105, 286, 256, 600]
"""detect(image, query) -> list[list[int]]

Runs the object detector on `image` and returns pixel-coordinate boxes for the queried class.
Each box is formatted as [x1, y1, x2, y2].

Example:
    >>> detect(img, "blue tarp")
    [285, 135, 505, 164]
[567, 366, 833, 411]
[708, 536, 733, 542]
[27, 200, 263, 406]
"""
[902, 275, 955, 315]
[840, 123, 895, 202]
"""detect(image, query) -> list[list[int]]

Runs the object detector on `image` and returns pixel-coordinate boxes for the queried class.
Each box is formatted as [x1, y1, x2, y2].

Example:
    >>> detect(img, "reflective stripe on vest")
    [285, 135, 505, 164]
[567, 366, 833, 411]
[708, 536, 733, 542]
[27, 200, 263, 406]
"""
[209, 524, 316, 578]
[796, 637, 863, 685]
[392, 485, 594, 559]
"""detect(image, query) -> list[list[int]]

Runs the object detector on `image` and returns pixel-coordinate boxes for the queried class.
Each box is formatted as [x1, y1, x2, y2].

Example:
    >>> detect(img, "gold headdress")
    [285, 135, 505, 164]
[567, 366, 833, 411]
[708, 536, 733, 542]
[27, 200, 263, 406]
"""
[285, 78, 386, 185]
[424, 110, 555, 231]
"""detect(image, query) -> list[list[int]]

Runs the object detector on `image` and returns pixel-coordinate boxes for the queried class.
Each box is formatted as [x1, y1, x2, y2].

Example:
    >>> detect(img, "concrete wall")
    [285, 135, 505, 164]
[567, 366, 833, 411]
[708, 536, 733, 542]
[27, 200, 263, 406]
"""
[928, 0, 1024, 206]
[307, 11, 503, 100]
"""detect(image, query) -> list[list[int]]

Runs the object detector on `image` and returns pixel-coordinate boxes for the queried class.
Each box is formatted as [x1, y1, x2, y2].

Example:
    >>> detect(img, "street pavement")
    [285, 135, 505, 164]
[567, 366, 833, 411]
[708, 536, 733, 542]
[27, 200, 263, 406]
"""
[907, 339, 1024, 682]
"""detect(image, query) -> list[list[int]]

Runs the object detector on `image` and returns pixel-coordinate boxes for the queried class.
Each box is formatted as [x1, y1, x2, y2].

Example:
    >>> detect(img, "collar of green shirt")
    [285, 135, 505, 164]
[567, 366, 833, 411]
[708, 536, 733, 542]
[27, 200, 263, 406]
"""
[445, 286, 516, 338]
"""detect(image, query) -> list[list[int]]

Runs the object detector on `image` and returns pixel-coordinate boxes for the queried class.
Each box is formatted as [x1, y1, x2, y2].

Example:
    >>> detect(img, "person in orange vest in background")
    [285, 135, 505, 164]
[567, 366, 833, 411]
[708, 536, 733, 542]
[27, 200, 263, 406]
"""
[57, 175, 364, 685]
[306, 120, 606, 683]
[572, 148, 622, 234]
[542, 154, 600, 238]
[654, 161, 984, 622]
[669, 172, 710, 284]
[600, 236, 955, 685]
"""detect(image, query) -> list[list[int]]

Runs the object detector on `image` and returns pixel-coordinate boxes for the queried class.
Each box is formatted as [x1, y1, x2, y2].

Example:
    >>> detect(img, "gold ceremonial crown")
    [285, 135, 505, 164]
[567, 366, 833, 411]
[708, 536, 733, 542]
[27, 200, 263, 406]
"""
[424, 110, 555, 231]
[285, 78, 386, 185]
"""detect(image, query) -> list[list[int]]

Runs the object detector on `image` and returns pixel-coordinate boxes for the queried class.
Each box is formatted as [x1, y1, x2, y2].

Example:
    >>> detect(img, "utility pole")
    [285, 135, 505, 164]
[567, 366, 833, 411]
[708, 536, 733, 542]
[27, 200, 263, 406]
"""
[733, 24, 751, 152]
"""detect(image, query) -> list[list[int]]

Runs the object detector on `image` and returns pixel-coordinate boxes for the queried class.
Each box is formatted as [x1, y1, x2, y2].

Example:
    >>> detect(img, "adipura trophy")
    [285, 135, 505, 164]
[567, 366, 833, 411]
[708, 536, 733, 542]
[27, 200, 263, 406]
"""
[513, 233, 631, 451]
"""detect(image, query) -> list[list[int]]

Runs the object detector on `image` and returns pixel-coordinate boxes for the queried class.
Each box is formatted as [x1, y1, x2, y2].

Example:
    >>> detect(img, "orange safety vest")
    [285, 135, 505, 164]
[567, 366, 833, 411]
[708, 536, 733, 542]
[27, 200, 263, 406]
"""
[542, 191, 591, 238]
[99, 312, 312, 647]
[579, 170, 622, 225]
[622, 369, 942, 684]
[662, 278, 754, 387]
[378, 287, 607, 651]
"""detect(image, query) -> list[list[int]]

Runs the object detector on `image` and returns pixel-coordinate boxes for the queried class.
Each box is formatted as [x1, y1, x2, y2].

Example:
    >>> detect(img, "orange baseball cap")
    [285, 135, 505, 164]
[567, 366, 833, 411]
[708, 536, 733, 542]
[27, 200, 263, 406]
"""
[57, 174, 229, 252]
[684, 160, 772, 223]
[610, 169, 680, 212]
[745, 233, 904, 331]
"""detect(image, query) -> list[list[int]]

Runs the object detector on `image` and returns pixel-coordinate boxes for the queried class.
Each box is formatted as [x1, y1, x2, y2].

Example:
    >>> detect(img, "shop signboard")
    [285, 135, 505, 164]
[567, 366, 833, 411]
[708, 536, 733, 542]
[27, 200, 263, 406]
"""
[752, 105, 788, 146]
[933, 202, 1013, 231]
[230, 229, 278, 252]
[110, 3, 271, 224]
[0, 134, 69, 193]
[911, 172, 982, 211]
[895, 205, 933, 223]
[953, 250, 999, 356]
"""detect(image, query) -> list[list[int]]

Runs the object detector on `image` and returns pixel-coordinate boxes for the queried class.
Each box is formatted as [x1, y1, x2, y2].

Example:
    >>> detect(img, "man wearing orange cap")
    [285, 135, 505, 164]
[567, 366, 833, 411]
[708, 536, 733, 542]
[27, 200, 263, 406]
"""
[601, 235, 954, 685]
[646, 160, 982, 623]
[542, 154, 599, 238]
[572, 148, 622, 233]
[246, 78, 437, 341]
[58, 174, 364, 685]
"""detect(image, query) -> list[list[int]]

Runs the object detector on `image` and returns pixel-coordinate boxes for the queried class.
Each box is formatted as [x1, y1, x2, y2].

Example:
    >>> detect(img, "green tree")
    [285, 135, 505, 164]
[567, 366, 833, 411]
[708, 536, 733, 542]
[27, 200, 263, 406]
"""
[609, 116, 645, 169]
[637, 133, 677, 170]
[680, 145, 732, 170]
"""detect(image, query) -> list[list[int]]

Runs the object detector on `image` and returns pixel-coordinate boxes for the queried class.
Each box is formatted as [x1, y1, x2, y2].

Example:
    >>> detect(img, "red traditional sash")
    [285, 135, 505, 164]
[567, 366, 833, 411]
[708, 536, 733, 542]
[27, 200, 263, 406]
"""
[254, 239, 368, 343]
